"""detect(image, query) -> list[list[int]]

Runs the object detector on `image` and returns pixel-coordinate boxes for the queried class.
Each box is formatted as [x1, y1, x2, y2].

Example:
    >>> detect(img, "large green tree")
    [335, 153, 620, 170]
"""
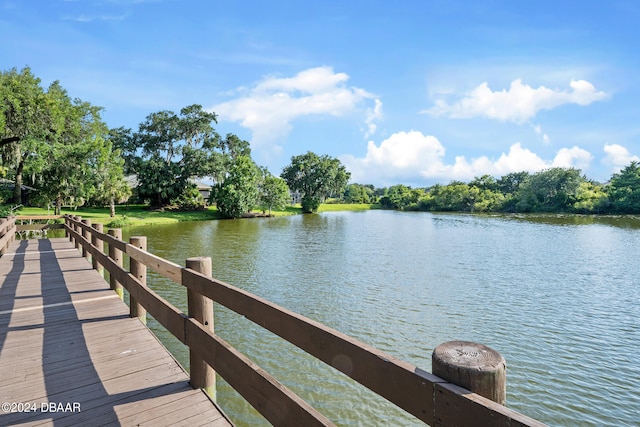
[608, 161, 640, 213]
[134, 105, 217, 205]
[213, 155, 260, 218]
[343, 183, 374, 204]
[89, 139, 131, 216]
[108, 126, 139, 175]
[427, 181, 474, 211]
[133, 105, 250, 206]
[379, 184, 419, 210]
[515, 167, 585, 212]
[259, 173, 290, 215]
[280, 151, 350, 213]
[1, 67, 127, 212]
[573, 181, 609, 213]
[0, 67, 52, 203]
[35, 84, 126, 214]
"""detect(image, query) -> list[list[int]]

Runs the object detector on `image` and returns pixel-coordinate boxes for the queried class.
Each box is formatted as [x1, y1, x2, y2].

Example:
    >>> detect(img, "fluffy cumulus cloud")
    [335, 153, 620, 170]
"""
[603, 144, 640, 173]
[211, 67, 381, 151]
[426, 79, 608, 123]
[552, 146, 593, 170]
[341, 131, 447, 184]
[342, 131, 595, 186]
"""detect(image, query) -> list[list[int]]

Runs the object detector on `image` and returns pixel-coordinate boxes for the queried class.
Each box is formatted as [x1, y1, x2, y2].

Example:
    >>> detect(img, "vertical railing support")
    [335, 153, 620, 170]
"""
[74, 216, 82, 250]
[108, 229, 124, 299]
[92, 223, 104, 277]
[129, 236, 147, 324]
[66, 216, 73, 242]
[0, 218, 7, 256]
[186, 256, 215, 400]
[432, 340, 507, 405]
[81, 219, 91, 261]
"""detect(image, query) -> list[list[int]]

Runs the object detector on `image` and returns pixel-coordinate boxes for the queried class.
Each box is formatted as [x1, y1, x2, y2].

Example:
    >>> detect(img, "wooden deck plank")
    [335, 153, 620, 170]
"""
[0, 238, 232, 427]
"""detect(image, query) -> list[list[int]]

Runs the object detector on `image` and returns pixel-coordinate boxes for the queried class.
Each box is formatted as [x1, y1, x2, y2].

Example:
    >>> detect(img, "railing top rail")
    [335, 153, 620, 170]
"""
[16, 215, 63, 220]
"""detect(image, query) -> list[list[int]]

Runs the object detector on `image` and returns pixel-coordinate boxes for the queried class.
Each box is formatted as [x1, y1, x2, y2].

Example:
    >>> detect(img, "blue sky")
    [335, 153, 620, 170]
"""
[2, 0, 639, 187]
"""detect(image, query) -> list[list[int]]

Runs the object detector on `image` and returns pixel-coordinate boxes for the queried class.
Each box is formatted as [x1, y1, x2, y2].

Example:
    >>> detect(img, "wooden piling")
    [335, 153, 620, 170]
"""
[108, 229, 124, 299]
[186, 256, 215, 400]
[129, 236, 147, 324]
[91, 223, 104, 276]
[432, 340, 506, 405]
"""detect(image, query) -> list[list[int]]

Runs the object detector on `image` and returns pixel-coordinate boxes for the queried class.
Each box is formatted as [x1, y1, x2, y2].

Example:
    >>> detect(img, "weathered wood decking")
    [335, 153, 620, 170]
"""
[0, 238, 232, 426]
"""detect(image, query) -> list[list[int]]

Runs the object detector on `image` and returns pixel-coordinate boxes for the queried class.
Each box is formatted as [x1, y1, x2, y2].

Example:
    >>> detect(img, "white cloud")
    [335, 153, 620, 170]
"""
[211, 67, 380, 152]
[426, 79, 608, 123]
[364, 98, 383, 138]
[603, 144, 640, 173]
[552, 146, 593, 170]
[531, 123, 551, 145]
[341, 131, 446, 185]
[341, 131, 595, 186]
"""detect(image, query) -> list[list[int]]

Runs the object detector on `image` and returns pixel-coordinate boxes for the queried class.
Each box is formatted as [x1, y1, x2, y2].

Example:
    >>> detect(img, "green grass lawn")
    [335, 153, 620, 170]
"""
[318, 203, 372, 212]
[12, 203, 372, 227]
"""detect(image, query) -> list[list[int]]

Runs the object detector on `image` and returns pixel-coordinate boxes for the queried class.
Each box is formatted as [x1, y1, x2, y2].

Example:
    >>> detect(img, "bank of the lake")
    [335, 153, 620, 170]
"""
[117, 211, 639, 426]
[13, 203, 373, 227]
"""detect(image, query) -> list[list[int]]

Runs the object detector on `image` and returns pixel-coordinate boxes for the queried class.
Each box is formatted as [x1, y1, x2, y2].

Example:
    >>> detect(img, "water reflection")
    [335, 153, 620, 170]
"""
[118, 211, 640, 427]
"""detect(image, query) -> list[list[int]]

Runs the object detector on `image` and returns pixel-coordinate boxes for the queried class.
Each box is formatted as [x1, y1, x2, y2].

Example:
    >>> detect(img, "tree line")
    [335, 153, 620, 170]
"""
[3, 67, 639, 218]
[344, 163, 640, 214]
[0, 67, 350, 218]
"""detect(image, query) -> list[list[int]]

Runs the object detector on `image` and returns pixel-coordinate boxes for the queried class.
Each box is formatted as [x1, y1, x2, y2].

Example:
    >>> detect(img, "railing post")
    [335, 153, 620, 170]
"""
[0, 218, 7, 256]
[108, 229, 124, 299]
[66, 216, 72, 241]
[186, 256, 215, 400]
[67, 216, 74, 242]
[92, 223, 104, 277]
[81, 219, 91, 261]
[432, 340, 507, 405]
[129, 236, 147, 324]
[74, 216, 82, 250]
[11, 216, 16, 245]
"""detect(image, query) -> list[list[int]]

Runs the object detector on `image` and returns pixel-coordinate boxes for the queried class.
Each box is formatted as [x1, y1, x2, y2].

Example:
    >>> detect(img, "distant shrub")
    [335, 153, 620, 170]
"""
[171, 185, 206, 211]
[106, 216, 132, 228]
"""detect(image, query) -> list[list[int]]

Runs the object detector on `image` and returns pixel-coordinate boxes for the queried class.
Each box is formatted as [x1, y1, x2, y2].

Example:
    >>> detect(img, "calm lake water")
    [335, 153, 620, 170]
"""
[120, 211, 640, 427]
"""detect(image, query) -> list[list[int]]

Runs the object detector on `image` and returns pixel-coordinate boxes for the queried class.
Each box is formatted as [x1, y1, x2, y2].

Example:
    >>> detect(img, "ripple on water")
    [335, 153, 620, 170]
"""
[128, 211, 640, 427]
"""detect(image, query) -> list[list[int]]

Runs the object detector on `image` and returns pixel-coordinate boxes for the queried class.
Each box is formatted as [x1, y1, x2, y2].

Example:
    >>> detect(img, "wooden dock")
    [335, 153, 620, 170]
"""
[0, 237, 233, 426]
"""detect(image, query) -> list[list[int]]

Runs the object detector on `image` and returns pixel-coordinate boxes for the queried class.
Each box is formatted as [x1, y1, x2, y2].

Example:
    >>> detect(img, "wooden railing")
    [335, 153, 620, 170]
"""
[0, 216, 16, 255]
[15, 215, 65, 230]
[11, 215, 547, 426]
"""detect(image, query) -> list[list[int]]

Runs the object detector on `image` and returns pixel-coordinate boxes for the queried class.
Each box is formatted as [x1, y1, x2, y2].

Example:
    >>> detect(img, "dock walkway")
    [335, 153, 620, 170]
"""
[0, 237, 232, 426]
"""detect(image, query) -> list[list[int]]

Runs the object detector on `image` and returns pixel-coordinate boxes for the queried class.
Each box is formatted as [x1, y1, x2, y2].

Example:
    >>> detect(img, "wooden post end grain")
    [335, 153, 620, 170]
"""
[186, 256, 215, 400]
[129, 236, 147, 324]
[432, 340, 506, 405]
